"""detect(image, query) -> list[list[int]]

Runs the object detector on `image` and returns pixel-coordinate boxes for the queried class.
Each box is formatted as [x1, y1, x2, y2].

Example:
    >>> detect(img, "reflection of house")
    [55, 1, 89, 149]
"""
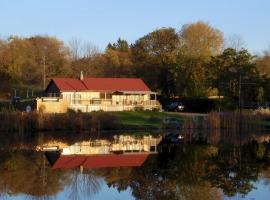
[38, 135, 162, 154]
[61, 135, 161, 155]
[44, 135, 161, 170]
[37, 73, 161, 113]
[51, 154, 149, 169]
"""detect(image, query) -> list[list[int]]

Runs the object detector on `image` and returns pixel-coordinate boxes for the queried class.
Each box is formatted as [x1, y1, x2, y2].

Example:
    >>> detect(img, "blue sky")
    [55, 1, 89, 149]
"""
[0, 0, 269, 53]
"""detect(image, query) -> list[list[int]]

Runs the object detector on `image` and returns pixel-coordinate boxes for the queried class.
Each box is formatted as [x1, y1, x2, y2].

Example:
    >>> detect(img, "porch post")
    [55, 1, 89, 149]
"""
[155, 93, 157, 105]
[123, 97, 124, 111]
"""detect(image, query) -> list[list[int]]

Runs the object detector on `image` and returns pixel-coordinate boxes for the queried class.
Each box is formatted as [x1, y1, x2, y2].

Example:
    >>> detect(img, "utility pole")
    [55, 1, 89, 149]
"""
[238, 72, 242, 170]
[43, 55, 46, 94]
[238, 73, 242, 112]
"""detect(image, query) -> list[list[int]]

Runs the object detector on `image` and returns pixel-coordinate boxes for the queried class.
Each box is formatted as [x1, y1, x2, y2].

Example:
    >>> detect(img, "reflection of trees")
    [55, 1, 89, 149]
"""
[0, 151, 103, 199]
[0, 192, 8, 200]
[96, 143, 270, 200]
[126, 146, 223, 200]
[1, 141, 270, 199]
[261, 167, 270, 186]
[67, 170, 102, 200]
[207, 144, 259, 197]
[95, 167, 134, 193]
[0, 151, 71, 198]
[93, 146, 223, 200]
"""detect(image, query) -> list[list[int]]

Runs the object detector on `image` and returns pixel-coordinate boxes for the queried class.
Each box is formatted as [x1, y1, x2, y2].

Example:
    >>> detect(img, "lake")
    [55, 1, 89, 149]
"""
[0, 130, 270, 200]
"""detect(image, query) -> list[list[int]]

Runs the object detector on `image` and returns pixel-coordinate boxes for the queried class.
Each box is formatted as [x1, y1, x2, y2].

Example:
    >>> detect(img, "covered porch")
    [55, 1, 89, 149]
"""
[69, 91, 161, 112]
[71, 91, 160, 112]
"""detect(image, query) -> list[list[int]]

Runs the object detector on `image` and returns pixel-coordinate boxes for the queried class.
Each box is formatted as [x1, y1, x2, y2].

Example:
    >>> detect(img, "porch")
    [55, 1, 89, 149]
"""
[69, 99, 161, 112]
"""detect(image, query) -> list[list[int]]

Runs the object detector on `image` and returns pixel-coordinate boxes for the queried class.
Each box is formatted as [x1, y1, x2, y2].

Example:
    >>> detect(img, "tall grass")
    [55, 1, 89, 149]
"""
[0, 111, 120, 133]
[181, 111, 264, 145]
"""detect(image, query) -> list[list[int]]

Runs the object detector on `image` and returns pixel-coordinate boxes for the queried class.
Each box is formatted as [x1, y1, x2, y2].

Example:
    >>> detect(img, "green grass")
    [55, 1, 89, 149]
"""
[111, 111, 184, 128]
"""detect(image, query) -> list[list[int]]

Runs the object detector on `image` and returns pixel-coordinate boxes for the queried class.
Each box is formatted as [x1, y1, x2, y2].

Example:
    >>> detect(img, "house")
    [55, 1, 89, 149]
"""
[37, 73, 161, 113]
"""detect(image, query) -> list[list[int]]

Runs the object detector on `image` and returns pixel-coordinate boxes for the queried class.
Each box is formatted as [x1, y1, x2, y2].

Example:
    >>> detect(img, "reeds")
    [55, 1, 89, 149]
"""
[0, 111, 120, 133]
[181, 111, 264, 145]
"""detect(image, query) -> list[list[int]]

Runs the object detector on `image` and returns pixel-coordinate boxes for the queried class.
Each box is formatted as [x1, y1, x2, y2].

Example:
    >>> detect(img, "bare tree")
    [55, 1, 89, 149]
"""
[69, 37, 82, 60]
[69, 38, 100, 60]
[224, 34, 246, 51]
[68, 170, 102, 200]
[82, 42, 99, 58]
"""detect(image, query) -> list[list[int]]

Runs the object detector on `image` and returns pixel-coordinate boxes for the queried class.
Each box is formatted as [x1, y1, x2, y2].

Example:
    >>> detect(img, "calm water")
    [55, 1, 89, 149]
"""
[1, 131, 270, 200]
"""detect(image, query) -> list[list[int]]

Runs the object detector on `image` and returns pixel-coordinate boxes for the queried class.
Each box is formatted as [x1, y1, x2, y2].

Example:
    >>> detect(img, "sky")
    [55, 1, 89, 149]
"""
[0, 0, 269, 54]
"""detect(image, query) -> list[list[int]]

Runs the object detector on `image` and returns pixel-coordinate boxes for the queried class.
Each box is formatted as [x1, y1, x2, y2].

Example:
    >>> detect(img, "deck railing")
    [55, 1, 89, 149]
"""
[80, 99, 159, 105]
[69, 100, 161, 112]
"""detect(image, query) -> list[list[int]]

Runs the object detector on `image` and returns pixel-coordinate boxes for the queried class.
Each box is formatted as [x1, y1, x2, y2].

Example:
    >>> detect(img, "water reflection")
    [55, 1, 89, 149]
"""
[41, 134, 161, 170]
[0, 131, 270, 199]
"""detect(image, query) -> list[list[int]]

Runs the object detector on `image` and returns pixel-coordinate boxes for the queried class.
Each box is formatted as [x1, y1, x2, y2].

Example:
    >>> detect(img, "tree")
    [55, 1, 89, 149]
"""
[131, 27, 179, 97]
[172, 21, 224, 96]
[103, 39, 134, 77]
[69, 37, 100, 60]
[225, 34, 246, 51]
[69, 37, 82, 60]
[256, 49, 270, 75]
[0, 36, 71, 89]
[107, 38, 129, 52]
[179, 21, 224, 59]
[208, 48, 260, 105]
[70, 53, 107, 77]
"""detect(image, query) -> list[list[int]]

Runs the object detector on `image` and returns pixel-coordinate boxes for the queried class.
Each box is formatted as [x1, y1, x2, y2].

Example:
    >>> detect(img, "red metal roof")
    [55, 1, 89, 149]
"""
[52, 154, 149, 169]
[50, 77, 150, 92]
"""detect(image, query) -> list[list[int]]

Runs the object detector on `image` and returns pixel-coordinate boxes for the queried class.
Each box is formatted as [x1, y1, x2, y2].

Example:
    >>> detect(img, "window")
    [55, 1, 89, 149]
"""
[72, 93, 81, 104]
[100, 92, 105, 99]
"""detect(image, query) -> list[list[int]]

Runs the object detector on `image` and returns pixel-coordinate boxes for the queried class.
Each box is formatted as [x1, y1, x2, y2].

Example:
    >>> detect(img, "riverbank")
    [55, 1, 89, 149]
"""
[0, 111, 184, 133]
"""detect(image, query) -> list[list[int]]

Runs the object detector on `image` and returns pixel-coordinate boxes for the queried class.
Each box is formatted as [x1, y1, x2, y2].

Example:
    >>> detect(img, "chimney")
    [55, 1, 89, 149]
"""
[80, 71, 84, 80]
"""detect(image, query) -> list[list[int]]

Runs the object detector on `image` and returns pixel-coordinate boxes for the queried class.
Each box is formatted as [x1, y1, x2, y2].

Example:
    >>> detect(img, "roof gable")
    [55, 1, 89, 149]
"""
[52, 78, 87, 91]
[48, 77, 150, 92]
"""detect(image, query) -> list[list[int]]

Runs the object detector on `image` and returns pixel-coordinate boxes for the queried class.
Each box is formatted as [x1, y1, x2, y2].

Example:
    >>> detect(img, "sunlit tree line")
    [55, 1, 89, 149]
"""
[1, 21, 270, 103]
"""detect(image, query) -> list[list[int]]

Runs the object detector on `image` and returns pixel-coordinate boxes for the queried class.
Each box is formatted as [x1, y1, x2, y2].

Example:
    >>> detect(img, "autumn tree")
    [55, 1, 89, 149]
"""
[69, 38, 104, 78]
[0, 39, 11, 97]
[103, 38, 134, 77]
[131, 28, 179, 97]
[171, 21, 224, 97]
[0, 36, 71, 91]
[179, 21, 224, 59]
[107, 38, 129, 52]
[27, 36, 71, 83]
[256, 49, 270, 75]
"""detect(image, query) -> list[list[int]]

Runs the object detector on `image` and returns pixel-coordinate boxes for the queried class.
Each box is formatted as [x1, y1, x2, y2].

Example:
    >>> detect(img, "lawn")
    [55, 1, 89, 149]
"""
[111, 111, 184, 128]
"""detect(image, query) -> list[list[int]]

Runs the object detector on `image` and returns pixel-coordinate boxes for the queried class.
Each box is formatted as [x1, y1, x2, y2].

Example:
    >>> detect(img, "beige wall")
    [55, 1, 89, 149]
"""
[62, 91, 100, 105]
[79, 91, 99, 103]
[112, 94, 150, 105]
[62, 91, 150, 106]
[37, 98, 68, 113]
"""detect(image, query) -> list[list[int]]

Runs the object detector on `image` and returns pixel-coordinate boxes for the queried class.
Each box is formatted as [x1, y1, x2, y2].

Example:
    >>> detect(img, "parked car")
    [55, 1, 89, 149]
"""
[11, 96, 21, 104]
[163, 131, 184, 144]
[165, 102, 185, 112]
